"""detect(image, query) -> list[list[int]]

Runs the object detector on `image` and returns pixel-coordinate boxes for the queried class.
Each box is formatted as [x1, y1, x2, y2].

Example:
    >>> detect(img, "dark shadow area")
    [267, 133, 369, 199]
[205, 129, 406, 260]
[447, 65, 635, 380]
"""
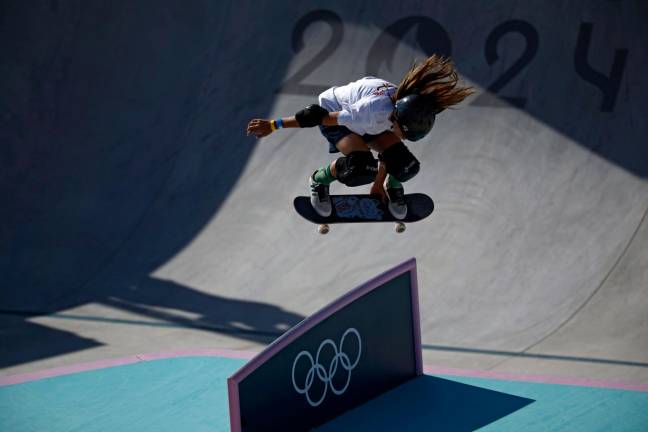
[317, 375, 534, 431]
[0, 317, 102, 369]
[0, 276, 304, 369]
[0, 1, 298, 311]
[98, 277, 304, 340]
[0, 1, 306, 367]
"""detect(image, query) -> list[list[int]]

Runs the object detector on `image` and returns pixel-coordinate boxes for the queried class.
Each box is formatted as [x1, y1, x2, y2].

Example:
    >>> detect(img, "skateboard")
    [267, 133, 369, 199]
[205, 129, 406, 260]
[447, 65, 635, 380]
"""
[293, 193, 434, 234]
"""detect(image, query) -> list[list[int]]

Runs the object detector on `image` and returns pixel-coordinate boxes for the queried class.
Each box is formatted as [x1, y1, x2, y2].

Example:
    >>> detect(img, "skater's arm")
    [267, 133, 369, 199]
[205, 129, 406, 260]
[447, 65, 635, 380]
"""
[246, 111, 339, 139]
[370, 161, 389, 203]
[278, 112, 339, 128]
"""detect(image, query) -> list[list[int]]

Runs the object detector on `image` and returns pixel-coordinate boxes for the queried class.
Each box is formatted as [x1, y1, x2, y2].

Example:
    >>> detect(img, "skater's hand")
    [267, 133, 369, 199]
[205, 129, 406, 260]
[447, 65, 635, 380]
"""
[246, 119, 274, 138]
[370, 182, 388, 204]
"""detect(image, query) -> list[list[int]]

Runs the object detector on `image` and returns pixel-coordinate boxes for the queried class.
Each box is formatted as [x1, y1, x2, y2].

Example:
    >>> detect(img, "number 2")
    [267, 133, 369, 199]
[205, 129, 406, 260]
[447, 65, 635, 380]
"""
[278, 10, 343, 96]
[471, 20, 539, 108]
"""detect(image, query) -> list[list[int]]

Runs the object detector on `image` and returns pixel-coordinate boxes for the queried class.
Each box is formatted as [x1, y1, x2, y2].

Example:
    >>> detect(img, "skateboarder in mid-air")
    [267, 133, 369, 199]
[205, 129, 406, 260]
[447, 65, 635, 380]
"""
[246, 55, 473, 219]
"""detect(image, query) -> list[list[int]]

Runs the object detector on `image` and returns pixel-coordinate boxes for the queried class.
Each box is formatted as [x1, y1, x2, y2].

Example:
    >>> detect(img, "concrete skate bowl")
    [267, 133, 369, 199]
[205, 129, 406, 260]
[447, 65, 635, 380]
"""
[1, 0, 647, 382]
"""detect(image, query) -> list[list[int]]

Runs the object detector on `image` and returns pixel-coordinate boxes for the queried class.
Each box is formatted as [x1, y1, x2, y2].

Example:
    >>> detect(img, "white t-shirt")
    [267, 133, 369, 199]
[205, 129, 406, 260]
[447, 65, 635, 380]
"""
[318, 77, 397, 136]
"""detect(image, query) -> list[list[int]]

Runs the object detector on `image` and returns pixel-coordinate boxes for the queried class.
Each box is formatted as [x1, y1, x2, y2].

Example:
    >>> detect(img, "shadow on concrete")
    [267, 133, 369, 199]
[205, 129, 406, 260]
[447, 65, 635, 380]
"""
[359, 5, 647, 178]
[0, 1, 307, 368]
[97, 277, 303, 341]
[0, 276, 304, 369]
[0, 317, 102, 369]
[318, 375, 534, 431]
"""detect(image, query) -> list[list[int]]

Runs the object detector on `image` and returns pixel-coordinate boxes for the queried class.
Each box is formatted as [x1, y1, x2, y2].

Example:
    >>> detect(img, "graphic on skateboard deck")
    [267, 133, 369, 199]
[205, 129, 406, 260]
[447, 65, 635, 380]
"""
[294, 193, 434, 234]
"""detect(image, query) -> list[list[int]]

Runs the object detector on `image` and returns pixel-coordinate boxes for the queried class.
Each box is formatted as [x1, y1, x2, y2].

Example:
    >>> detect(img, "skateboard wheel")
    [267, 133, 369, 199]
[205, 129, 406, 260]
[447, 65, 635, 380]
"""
[318, 224, 330, 235]
[395, 222, 406, 233]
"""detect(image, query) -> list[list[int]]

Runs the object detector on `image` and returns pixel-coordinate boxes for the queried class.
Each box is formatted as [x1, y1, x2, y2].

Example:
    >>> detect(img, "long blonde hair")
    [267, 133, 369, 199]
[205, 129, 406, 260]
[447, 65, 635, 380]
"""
[394, 55, 474, 113]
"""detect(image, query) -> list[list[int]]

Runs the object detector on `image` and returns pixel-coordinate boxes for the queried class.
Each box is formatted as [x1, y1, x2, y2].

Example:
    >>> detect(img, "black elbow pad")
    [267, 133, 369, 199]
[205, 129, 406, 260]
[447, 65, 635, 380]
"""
[295, 104, 328, 127]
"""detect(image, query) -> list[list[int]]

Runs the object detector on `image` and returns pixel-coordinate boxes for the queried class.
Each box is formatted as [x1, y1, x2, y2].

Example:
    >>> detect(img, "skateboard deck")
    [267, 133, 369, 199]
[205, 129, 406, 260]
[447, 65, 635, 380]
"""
[294, 193, 434, 233]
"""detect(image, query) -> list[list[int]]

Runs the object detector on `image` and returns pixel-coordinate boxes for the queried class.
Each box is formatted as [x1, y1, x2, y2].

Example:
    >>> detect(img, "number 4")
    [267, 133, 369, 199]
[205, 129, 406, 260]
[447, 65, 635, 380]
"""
[574, 22, 628, 113]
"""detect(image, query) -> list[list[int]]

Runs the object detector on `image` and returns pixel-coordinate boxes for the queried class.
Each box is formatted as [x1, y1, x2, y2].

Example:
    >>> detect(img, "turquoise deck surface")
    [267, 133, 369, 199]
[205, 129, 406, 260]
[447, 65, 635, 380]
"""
[0, 357, 246, 432]
[1, 356, 646, 431]
[318, 374, 648, 431]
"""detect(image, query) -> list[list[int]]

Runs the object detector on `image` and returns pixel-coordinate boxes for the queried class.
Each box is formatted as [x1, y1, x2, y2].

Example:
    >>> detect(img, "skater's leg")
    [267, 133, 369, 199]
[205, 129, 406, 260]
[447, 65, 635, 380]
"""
[385, 174, 402, 189]
[334, 133, 370, 155]
[366, 134, 417, 220]
[309, 130, 373, 216]
[312, 163, 336, 185]
[332, 134, 369, 178]
[313, 133, 370, 182]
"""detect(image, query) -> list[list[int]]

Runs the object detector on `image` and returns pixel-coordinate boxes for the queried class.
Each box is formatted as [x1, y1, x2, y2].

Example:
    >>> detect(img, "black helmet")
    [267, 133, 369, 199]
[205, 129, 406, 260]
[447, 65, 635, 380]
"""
[393, 94, 436, 141]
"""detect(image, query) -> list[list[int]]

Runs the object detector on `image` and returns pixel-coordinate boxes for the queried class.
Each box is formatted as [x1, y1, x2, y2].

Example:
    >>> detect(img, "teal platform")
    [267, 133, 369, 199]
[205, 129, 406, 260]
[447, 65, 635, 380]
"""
[1, 356, 647, 431]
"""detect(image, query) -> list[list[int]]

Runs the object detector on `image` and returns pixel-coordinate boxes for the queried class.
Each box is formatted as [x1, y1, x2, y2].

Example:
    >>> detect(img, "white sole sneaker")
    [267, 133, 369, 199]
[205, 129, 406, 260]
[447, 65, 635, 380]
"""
[384, 179, 407, 220]
[309, 175, 332, 217]
[388, 199, 407, 220]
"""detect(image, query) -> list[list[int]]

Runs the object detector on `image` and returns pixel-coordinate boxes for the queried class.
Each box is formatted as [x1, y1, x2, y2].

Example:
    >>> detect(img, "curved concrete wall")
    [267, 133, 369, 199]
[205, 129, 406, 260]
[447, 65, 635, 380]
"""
[1, 1, 646, 381]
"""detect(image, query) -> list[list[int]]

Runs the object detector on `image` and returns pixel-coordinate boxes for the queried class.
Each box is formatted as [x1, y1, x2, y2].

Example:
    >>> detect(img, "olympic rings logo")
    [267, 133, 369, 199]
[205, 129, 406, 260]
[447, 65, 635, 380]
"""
[291, 328, 362, 407]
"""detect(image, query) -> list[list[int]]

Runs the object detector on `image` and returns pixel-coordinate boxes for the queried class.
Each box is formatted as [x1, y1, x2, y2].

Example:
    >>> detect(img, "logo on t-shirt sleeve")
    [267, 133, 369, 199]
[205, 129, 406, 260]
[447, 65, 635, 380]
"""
[373, 82, 396, 96]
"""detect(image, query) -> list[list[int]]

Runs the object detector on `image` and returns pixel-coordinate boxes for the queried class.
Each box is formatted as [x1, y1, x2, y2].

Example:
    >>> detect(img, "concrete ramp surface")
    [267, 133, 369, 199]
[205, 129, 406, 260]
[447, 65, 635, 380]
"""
[1, 0, 647, 388]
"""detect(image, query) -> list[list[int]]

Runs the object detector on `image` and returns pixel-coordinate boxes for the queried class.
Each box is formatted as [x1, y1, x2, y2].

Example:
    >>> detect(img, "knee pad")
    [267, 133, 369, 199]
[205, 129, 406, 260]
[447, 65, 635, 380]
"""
[335, 151, 378, 187]
[380, 142, 420, 182]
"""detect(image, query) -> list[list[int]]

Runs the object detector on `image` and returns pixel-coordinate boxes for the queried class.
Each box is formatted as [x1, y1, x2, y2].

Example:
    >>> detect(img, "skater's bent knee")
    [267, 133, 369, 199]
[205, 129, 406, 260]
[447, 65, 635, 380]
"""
[380, 142, 420, 182]
[392, 159, 420, 182]
[335, 151, 378, 187]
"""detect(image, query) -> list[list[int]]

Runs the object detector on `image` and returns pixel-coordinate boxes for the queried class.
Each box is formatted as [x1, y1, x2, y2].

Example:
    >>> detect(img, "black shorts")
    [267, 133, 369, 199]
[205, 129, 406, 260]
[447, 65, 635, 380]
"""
[318, 125, 387, 154]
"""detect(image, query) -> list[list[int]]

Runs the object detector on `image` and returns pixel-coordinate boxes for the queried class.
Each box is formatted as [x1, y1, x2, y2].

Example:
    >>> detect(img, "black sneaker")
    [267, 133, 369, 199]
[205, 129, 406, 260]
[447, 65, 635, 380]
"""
[309, 173, 332, 217]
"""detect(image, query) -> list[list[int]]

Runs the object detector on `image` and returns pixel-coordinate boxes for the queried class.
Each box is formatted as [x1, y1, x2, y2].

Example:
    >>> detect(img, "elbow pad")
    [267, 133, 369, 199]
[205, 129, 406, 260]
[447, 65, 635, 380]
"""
[295, 104, 328, 127]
